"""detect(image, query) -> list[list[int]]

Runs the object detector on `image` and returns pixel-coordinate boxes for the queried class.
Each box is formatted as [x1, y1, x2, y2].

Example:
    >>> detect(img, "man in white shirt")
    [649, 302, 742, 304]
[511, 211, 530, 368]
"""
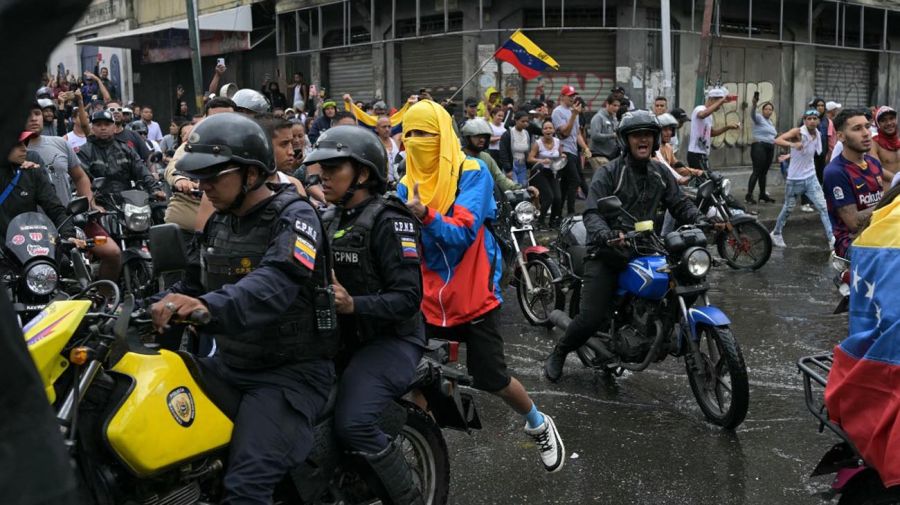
[141, 106, 164, 142]
[687, 87, 739, 171]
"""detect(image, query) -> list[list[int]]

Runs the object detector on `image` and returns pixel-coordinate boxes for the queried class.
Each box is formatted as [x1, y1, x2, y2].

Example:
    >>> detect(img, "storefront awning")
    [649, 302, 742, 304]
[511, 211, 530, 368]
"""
[76, 4, 252, 50]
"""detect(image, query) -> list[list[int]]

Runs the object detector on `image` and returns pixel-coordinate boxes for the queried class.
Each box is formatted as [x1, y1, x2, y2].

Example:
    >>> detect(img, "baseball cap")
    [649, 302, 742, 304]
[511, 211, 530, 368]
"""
[825, 101, 842, 112]
[876, 106, 897, 122]
[671, 107, 690, 122]
[464, 97, 478, 107]
[373, 100, 388, 110]
[560, 85, 577, 96]
[90, 110, 115, 123]
[122, 107, 133, 114]
[37, 98, 56, 110]
[706, 87, 728, 99]
[611, 86, 626, 93]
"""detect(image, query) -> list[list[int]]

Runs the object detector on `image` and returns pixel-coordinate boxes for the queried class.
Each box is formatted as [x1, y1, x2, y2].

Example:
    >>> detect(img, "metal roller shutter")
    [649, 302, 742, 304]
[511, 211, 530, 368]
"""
[327, 48, 374, 102]
[400, 36, 463, 101]
[521, 30, 616, 110]
[814, 48, 874, 108]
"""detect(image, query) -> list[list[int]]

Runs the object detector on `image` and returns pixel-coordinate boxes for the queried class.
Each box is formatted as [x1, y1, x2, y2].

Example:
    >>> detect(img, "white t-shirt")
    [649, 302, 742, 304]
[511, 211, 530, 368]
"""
[63, 131, 87, 153]
[830, 140, 844, 162]
[688, 105, 713, 155]
[489, 122, 505, 150]
[787, 127, 822, 180]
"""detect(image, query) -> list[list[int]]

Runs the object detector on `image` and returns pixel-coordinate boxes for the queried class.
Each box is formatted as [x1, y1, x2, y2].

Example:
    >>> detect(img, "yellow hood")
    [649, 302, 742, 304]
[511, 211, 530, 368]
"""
[400, 100, 463, 215]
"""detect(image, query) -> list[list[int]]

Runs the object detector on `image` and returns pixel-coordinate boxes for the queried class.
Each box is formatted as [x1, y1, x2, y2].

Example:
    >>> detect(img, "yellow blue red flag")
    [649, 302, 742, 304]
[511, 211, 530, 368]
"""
[825, 194, 900, 485]
[344, 99, 409, 137]
[495, 30, 560, 80]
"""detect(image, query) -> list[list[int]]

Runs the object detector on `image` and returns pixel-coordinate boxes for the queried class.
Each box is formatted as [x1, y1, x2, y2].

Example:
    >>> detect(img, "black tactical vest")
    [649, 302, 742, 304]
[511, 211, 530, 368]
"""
[327, 195, 420, 342]
[202, 189, 338, 369]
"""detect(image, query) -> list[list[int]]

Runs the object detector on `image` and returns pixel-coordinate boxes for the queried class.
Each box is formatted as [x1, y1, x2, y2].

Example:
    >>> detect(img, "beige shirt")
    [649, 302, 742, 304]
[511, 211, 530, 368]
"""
[163, 144, 200, 231]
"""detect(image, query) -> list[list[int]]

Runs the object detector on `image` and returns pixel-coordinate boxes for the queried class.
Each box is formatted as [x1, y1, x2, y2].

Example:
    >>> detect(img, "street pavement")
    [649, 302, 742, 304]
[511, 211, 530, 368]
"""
[444, 168, 845, 504]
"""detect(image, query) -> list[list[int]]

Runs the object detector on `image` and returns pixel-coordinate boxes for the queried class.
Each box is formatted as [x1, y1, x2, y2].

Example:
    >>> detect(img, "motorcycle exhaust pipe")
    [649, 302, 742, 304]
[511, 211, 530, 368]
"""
[549, 310, 571, 330]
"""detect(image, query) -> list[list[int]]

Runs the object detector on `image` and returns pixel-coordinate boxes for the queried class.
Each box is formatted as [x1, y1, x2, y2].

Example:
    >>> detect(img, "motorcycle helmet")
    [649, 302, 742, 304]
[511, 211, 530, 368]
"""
[656, 113, 678, 130]
[177, 112, 275, 177]
[616, 110, 661, 156]
[460, 118, 492, 152]
[305, 125, 388, 200]
[37, 98, 56, 111]
[231, 88, 271, 114]
[128, 120, 148, 135]
[35, 87, 53, 100]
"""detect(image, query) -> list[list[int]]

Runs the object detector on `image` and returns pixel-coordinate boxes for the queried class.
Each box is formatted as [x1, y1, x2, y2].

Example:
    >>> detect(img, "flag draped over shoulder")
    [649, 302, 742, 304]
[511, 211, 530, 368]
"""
[344, 99, 408, 137]
[494, 30, 559, 80]
[825, 195, 900, 486]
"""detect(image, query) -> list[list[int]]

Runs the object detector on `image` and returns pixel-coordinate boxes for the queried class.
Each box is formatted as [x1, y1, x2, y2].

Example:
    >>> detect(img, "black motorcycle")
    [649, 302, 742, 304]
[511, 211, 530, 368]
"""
[550, 196, 750, 428]
[830, 252, 851, 314]
[684, 171, 772, 271]
[798, 354, 900, 504]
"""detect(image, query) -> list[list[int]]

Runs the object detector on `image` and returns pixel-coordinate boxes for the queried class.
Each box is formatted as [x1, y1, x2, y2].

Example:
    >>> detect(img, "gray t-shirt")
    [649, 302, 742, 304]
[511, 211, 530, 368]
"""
[28, 135, 80, 205]
[552, 105, 579, 155]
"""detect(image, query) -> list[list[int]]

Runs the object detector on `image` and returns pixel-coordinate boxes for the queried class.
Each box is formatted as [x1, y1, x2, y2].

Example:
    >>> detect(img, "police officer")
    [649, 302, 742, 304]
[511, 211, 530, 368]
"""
[149, 112, 338, 504]
[306, 125, 426, 505]
[544, 110, 703, 382]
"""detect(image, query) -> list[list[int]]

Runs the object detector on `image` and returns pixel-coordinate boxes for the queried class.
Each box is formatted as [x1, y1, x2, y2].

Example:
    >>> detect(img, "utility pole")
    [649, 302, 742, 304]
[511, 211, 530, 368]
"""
[661, 0, 673, 104]
[185, 0, 204, 112]
[695, 0, 715, 106]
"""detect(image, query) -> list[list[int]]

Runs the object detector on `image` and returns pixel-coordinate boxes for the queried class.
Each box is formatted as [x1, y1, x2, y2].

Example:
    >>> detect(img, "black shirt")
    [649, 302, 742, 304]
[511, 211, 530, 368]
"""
[115, 128, 150, 161]
[0, 164, 74, 239]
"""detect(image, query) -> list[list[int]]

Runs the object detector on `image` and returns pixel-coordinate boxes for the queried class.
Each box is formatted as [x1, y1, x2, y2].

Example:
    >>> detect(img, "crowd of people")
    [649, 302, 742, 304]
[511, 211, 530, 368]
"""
[7, 56, 900, 503]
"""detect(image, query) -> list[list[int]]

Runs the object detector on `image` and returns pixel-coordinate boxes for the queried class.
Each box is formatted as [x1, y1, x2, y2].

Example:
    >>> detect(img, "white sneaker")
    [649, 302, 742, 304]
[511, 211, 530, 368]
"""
[524, 414, 565, 473]
[801, 204, 815, 213]
[771, 232, 786, 248]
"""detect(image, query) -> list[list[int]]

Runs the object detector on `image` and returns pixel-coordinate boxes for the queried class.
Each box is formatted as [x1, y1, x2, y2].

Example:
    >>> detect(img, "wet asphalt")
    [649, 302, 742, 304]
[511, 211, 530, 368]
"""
[443, 185, 848, 504]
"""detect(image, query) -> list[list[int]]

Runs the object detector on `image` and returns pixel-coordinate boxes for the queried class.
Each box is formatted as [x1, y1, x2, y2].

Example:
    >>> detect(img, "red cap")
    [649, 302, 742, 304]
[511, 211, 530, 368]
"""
[560, 85, 577, 97]
[18, 131, 37, 143]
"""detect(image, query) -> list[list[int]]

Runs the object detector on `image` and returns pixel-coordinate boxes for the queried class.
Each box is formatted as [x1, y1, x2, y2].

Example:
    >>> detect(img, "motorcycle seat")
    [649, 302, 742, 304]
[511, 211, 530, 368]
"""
[176, 351, 240, 419]
[569, 245, 587, 277]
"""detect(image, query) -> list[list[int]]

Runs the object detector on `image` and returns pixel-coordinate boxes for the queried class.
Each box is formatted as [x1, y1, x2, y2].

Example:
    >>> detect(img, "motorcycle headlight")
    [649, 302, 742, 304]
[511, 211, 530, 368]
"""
[721, 178, 732, 196]
[124, 203, 152, 232]
[514, 201, 536, 225]
[25, 263, 58, 296]
[683, 248, 711, 278]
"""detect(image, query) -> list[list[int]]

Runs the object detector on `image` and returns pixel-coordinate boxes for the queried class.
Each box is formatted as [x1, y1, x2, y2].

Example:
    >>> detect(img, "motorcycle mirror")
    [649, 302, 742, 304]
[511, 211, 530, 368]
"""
[149, 223, 188, 274]
[596, 196, 623, 216]
[67, 196, 89, 215]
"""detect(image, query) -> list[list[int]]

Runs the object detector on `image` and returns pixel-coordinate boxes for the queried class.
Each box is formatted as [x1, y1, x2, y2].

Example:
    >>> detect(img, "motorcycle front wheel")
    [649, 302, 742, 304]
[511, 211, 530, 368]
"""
[516, 255, 565, 327]
[685, 325, 749, 429]
[716, 220, 772, 271]
[123, 259, 153, 298]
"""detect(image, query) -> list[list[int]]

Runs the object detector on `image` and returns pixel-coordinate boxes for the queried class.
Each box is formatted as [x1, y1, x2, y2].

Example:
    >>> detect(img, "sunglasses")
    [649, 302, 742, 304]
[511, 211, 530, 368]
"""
[197, 165, 242, 183]
[107, 107, 123, 112]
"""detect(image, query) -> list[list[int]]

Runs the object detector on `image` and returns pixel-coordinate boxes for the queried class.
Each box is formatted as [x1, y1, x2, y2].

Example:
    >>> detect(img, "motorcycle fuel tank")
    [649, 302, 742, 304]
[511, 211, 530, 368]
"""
[618, 255, 669, 300]
[106, 350, 233, 476]
[23, 300, 92, 403]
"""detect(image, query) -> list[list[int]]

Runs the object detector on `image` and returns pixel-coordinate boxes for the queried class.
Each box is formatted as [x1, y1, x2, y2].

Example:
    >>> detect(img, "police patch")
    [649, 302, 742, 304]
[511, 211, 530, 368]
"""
[400, 235, 419, 260]
[294, 218, 318, 242]
[293, 235, 316, 270]
[833, 186, 844, 201]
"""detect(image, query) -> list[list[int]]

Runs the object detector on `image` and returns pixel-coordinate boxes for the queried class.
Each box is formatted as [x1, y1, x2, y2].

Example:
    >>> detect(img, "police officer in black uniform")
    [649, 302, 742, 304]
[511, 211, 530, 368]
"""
[306, 125, 426, 505]
[544, 110, 703, 382]
[149, 112, 338, 504]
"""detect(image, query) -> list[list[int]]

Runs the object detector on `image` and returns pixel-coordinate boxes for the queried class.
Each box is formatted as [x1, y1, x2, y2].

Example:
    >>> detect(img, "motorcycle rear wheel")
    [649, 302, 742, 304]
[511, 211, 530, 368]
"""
[716, 220, 772, 271]
[516, 256, 565, 327]
[397, 401, 450, 505]
[685, 325, 749, 429]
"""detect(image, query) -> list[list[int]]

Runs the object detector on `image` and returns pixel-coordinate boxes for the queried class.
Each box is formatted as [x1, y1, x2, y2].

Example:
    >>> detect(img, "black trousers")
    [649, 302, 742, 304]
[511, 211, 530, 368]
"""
[557, 258, 622, 354]
[531, 167, 562, 224]
[686, 152, 710, 172]
[199, 357, 334, 505]
[748, 142, 775, 196]
[559, 152, 582, 214]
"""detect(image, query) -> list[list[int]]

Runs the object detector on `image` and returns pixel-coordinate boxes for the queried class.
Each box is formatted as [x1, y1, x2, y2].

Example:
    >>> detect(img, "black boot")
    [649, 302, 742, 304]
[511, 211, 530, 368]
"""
[358, 441, 424, 505]
[759, 193, 776, 203]
[543, 345, 568, 383]
[745, 192, 756, 204]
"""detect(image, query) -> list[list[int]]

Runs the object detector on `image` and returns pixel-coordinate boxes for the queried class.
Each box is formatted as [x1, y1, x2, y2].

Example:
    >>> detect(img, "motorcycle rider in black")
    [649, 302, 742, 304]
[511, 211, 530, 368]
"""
[149, 112, 338, 504]
[544, 111, 703, 382]
[306, 125, 426, 505]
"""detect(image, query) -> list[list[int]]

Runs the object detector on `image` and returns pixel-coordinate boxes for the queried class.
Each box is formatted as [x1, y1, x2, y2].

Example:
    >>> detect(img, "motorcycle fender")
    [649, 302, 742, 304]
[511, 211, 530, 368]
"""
[121, 247, 151, 264]
[811, 442, 863, 477]
[686, 306, 731, 341]
[729, 214, 758, 226]
[523, 245, 551, 258]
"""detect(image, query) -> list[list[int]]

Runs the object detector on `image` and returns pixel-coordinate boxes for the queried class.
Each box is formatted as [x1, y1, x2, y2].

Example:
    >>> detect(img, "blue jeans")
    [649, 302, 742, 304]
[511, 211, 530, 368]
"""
[773, 175, 832, 239]
[512, 159, 528, 186]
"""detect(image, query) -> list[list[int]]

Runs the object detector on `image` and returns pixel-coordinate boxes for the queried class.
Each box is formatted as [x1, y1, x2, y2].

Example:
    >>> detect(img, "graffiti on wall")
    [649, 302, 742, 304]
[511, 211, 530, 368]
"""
[525, 72, 616, 110]
[710, 81, 777, 149]
[814, 61, 871, 108]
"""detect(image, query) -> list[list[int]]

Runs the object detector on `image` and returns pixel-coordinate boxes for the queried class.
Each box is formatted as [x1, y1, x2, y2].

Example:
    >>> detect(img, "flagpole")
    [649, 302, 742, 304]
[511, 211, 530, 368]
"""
[446, 48, 499, 103]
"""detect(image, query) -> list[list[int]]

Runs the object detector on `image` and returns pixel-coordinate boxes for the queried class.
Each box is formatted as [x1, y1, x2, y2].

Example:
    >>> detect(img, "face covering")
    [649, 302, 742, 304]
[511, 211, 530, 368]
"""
[401, 100, 463, 215]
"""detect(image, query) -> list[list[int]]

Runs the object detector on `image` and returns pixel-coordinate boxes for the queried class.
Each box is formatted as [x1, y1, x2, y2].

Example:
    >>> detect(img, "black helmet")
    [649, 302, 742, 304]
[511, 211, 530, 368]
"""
[305, 125, 388, 195]
[90, 110, 115, 124]
[128, 120, 148, 134]
[176, 112, 275, 178]
[616, 110, 661, 156]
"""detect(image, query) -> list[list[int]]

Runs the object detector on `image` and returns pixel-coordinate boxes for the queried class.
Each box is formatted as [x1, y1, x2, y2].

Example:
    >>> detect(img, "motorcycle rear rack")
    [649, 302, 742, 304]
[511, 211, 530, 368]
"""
[797, 354, 862, 458]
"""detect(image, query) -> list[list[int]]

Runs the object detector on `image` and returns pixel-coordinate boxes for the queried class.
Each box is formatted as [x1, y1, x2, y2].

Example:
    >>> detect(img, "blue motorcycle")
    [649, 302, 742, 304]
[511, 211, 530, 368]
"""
[550, 196, 750, 428]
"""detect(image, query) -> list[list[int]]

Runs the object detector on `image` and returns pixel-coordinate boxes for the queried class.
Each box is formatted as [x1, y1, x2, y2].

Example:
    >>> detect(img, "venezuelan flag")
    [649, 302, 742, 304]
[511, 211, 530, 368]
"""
[825, 195, 900, 485]
[495, 30, 560, 80]
[344, 99, 409, 137]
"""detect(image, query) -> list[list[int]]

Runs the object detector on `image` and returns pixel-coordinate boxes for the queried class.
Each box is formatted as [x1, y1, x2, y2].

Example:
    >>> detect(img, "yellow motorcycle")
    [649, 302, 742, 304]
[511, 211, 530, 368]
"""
[24, 281, 480, 505]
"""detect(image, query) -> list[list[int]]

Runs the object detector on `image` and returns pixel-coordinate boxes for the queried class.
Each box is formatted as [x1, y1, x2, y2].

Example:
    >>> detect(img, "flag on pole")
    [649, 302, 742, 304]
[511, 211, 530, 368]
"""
[494, 30, 560, 80]
[344, 99, 409, 137]
[825, 194, 900, 486]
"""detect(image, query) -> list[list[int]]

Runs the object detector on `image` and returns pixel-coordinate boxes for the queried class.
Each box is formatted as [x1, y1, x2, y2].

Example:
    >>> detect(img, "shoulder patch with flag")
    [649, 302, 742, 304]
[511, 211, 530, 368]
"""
[495, 30, 560, 80]
[292, 218, 319, 270]
[825, 195, 900, 486]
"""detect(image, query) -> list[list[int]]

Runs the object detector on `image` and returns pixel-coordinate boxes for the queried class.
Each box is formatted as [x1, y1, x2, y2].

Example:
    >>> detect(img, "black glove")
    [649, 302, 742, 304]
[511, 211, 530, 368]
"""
[597, 229, 622, 246]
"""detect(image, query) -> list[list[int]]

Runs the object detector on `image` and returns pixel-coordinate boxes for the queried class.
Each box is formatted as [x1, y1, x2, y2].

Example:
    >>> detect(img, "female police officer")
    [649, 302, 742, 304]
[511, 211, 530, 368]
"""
[304, 125, 426, 505]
